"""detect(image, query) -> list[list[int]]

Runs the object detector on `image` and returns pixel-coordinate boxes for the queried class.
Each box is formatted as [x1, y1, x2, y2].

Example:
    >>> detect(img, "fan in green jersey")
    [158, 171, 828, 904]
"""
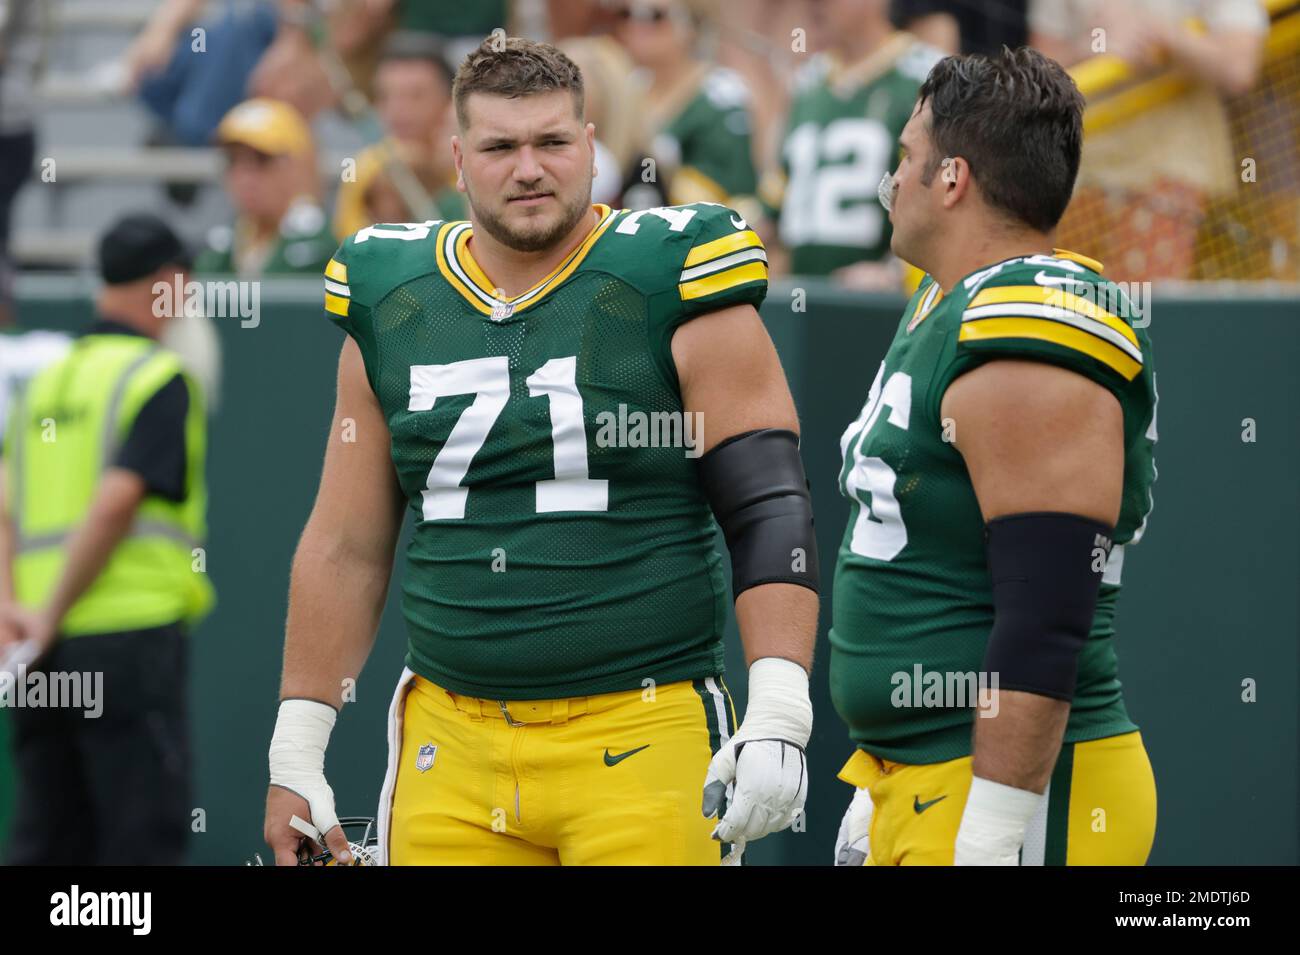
[831, 48, 1159, 867]
[265, 36, 819, 868]
[760, 1, 941, 286]
[196, 99, 335, 277]
[614, 0, 760, 220]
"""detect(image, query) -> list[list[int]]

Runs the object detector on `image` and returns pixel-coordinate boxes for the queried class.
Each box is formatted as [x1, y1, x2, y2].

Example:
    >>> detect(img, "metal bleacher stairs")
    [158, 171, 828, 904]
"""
[14, 0, 361, 274]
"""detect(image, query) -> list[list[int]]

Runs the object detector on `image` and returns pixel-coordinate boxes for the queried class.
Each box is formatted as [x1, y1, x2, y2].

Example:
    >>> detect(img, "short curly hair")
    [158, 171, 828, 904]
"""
[452, 36, 585, 129]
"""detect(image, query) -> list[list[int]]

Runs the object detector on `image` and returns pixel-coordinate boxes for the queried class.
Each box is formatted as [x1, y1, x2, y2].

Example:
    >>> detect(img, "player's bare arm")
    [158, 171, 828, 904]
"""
[265, 337, 404, 865]
[943, 358, 1123, 860]
[672, 301, 819, 848]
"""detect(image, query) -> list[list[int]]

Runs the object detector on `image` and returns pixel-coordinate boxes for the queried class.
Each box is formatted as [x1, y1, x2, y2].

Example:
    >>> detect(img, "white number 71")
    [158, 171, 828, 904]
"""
[408, 355, 607, 520]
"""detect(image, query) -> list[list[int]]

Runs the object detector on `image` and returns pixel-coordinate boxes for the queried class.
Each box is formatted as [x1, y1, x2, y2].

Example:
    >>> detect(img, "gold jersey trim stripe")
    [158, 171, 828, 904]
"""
[437, 205, 617, 316]
[1052, 248, 1105, 273]
[679, 261, 768, 301]
[909, 281, 944, 329]
[324, 292, 350, 316]
[959, 317, 1142, 381]
[968, 284, 1140, 350]
[325, 258, 348, 282]
[683, 229, 763, 269]
[435, 222, 492, 315]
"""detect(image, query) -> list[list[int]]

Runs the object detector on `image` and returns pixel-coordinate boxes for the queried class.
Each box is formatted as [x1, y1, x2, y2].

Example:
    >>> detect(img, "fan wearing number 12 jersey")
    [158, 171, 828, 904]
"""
[760, 0, 940, 280]
[264, 38, 818, 868]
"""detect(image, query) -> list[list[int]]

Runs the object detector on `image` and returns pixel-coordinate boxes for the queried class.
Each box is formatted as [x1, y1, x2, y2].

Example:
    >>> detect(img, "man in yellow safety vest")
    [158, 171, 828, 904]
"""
[0, 213, 214, 864]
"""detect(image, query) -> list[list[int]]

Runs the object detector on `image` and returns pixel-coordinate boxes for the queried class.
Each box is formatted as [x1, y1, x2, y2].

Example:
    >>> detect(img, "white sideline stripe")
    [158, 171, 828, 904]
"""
[704, 677, 731, 746]
[376, 667, 417, 866]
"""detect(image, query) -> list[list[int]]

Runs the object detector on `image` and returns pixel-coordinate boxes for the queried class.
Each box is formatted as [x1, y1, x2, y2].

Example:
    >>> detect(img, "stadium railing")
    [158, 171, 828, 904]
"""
[1059, 0, 1300, 282]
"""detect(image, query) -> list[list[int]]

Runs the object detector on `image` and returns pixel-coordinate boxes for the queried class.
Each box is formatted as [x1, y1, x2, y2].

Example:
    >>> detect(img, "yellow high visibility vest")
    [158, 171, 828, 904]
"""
[4, 332, 215, 635]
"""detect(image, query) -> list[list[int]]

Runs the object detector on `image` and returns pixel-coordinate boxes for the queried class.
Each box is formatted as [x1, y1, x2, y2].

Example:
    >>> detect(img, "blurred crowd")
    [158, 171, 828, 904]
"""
[0, 0, 1285, 303]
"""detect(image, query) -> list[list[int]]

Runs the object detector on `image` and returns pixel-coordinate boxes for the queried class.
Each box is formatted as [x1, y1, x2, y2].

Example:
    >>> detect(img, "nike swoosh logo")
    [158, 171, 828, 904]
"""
[730, 214, 748, 230]
[913, 794, 947, 814]
[1034, 271, 1084, 288]
[604, 745, 650, 766]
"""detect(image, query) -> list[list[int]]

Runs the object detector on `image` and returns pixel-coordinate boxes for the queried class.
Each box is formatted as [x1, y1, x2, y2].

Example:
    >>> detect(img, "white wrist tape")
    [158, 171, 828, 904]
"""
[269, 699, 340, 837]
[954, 775, 1043, 865]
[735, 657, 812, 747]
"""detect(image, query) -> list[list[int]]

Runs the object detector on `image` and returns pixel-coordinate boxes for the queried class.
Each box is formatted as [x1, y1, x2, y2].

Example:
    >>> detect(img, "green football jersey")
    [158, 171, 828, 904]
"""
[829, 250, 1157, 764]
[323, 202, 769, 699]
[197, 200, 336, 277]
[655, 67, 759, 208]
[773, 34, 940, 275]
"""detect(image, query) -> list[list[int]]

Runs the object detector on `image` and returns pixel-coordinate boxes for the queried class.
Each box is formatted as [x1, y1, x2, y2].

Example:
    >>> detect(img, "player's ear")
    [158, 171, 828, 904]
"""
[940, 156, 971, 209]
[451, 135, 466, 192]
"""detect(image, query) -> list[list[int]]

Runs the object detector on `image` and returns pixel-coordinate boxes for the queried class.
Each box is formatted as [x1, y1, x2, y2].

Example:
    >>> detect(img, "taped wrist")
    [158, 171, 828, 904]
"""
[735, 656, 813, 746]
[955, 776, 1043, 863]
[984, 512, 1113, 701]
[269, 698, 337, 789]
[697, 428, 819, 599]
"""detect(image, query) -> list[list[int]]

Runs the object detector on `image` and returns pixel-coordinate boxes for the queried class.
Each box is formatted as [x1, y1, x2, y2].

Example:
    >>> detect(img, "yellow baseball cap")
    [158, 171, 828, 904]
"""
[215, 98, 313, 157]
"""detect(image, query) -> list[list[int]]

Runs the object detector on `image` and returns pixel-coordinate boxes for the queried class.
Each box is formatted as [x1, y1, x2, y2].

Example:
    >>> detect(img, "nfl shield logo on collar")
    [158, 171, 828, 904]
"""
[415, 743, 437, 773]
[491, 292, 514, 321]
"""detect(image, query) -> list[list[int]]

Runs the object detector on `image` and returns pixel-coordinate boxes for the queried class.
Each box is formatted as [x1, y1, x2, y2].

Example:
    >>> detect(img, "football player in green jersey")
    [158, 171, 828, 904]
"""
[831, 48, 1158, 866]
[263, 37, 819, 866]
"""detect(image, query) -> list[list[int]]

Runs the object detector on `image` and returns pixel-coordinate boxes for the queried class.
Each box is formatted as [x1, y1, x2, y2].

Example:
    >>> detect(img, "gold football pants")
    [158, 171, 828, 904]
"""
[378, 670, 738, 865]
[837, 731, 1157, 865]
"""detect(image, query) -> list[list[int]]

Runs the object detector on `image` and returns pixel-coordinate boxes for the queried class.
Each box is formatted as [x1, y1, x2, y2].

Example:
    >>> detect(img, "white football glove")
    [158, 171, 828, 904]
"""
[953, 776, 1043, 866]
[702, 657, 812, 846]
[269, 699, 342, 843]
[834, 785, 873, 865]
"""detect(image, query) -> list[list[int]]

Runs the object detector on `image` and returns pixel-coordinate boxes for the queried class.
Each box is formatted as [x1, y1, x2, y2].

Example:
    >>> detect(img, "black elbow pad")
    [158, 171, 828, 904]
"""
[983, 512, 1113, 701]
[697, 428, 819, 599]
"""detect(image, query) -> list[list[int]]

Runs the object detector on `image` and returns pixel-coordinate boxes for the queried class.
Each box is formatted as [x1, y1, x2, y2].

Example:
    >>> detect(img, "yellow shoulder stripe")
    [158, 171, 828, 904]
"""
[959, 317, 1142, 381]
[684, 229, 763, 269]
[969, 285, 1139, 349]
[324, 292, 350, 317]
[325, 258, 348, 282]
[1052, 248, 1104, 273]
[679, 261, 768, 301]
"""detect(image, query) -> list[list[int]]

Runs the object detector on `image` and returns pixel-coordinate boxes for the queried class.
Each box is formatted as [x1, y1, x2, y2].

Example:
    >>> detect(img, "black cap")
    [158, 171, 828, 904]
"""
[98, 213, 193, 285]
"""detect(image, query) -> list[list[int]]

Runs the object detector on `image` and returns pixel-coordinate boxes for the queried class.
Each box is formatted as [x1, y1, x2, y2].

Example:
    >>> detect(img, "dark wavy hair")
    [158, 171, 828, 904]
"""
[917, 47, 1085, 232]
